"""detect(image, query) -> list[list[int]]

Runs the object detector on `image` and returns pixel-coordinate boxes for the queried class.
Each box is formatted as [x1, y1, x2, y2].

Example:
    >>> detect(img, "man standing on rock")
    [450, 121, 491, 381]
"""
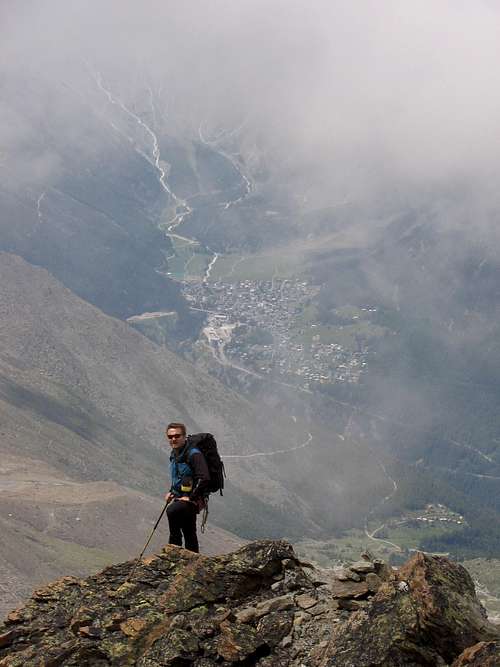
[164, 422, 210, 553]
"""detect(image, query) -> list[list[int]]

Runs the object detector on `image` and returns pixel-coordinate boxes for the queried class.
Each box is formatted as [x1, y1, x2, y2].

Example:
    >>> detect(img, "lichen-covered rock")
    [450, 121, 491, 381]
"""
[451, 641, 500, 666]
[320, 552, 500, 667]
[364, 572, 382, 593]
[373, 559, 394, 582]
[1, 543, 498, 667]
[215, 620, 262, 661]
[254, 594, 295, 617]
[256, 611, 293, 648]
[329, 578, 370, 599]
[335, 568, 361, 582]
[0, 540, 316, 666]
[350, 561, 375, 574]
[295, 593, 318, 610]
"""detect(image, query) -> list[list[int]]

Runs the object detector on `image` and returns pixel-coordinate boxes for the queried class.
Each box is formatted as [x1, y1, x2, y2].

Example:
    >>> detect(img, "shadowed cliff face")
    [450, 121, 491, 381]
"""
[0, 541, 498, 667]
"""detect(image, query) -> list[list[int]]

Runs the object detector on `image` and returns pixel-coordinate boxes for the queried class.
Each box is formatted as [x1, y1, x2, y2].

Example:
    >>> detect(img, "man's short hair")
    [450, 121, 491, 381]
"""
[166, 422, 187, 435]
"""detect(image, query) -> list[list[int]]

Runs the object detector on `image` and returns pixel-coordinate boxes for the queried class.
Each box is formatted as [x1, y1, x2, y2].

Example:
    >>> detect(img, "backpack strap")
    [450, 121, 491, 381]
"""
[176, 442, 200, 464]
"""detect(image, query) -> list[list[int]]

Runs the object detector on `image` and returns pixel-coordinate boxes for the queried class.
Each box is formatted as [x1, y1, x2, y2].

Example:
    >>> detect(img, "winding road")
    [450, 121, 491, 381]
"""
[224, 433, 313, 460]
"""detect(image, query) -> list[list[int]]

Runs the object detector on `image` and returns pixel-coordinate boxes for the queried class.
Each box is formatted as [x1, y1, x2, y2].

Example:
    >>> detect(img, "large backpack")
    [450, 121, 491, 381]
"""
[186, 432, 225, 496]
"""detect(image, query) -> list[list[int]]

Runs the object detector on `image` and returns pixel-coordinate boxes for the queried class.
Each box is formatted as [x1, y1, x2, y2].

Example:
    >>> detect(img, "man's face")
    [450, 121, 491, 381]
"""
[166, 428, 186, 450]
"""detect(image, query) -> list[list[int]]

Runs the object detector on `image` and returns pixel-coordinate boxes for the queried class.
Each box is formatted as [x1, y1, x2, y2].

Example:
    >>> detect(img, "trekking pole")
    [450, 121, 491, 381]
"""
[125, 501, 169, 584]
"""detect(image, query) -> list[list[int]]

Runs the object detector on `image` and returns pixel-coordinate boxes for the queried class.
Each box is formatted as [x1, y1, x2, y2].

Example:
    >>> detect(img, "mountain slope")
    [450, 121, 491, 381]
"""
[0, 453, 244, 619]
[0, 251, 299, 500]
[0, 251, 392, 610]
[0, 250, 388, 520]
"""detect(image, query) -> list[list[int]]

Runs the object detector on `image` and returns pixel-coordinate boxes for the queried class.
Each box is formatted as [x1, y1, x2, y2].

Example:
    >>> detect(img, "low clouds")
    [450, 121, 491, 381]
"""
[2, 1, 500, 209]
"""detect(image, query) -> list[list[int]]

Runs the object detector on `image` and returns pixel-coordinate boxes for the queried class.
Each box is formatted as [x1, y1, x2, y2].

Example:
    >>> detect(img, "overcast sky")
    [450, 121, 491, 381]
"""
[2, 1, 500, 207]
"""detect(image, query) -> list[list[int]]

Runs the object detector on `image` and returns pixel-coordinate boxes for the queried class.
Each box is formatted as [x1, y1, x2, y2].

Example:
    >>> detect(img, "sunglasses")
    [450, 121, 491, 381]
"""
[167, 433, 184, 440]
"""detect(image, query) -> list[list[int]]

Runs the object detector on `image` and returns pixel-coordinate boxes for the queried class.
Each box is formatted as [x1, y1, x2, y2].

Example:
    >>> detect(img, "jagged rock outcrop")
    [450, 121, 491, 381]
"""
[0, 541, 498, 666]
[452, 641, 500, 666]
[0, 541, 331, 666]
[320, 551, 500, 667]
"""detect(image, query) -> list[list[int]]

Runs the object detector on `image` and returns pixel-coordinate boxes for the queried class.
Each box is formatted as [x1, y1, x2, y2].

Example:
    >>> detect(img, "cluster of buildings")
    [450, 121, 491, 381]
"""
[414, 504, 465, 526]
[391, 504, 465, 531]
[182, 279, 370, 388]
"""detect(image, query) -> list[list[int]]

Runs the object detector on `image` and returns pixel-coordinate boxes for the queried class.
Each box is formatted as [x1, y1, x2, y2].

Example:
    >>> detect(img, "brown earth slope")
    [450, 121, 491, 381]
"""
[0, 453, 243, 619]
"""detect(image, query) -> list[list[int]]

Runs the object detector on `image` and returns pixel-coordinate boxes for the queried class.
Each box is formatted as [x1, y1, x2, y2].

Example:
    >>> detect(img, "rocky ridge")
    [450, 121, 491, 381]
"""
[0, 540, 499, 666]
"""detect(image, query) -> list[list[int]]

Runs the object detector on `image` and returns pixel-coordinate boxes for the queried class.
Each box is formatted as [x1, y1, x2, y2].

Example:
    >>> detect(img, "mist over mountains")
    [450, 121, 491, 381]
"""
[310, 197, 500, 556]
[1, 0, 500, 615]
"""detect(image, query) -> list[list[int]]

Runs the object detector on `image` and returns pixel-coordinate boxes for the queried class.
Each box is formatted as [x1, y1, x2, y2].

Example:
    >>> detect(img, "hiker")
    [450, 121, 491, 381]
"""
[164, 422, 210, 553]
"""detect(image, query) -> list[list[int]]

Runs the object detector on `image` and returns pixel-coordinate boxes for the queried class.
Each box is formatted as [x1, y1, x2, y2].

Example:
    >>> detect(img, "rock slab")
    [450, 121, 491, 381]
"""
[1, 542, 499, 667]
[320, 551, 500, 667]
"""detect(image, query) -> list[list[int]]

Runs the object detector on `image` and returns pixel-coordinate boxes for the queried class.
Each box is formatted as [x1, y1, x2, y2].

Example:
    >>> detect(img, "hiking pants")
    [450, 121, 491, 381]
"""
[166, 499, 199, 553]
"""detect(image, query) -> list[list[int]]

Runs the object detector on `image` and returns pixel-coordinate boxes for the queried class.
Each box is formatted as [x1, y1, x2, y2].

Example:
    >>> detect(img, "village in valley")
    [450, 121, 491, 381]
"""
[182, 277, 374, 388]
